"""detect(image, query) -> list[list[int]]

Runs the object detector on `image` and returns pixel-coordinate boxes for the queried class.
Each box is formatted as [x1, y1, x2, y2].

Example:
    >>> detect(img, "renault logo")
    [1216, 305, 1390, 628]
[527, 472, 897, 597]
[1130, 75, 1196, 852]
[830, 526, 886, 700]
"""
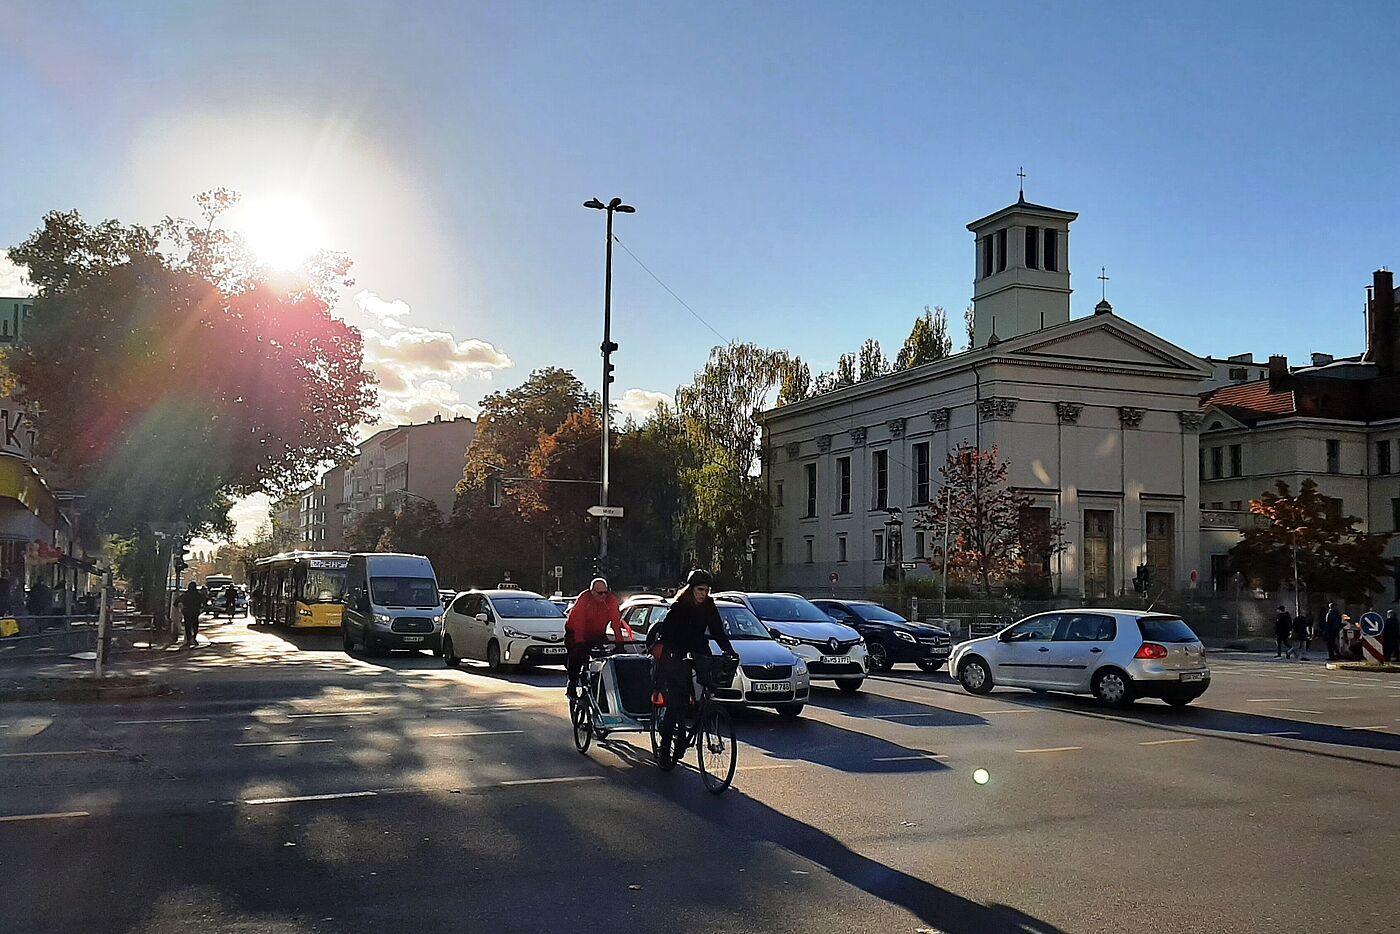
[828, 637, 839, 652]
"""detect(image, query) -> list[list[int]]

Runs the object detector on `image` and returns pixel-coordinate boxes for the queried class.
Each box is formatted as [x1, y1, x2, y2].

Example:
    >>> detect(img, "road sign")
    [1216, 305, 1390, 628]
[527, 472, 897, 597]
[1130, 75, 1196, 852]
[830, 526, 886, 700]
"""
[553, 565, 564, 578]
[587, 505, 624, 518]
[900, 562, 917, 570]
[1360, 611, 1386, 665]
[1360, 612, 1384, 637]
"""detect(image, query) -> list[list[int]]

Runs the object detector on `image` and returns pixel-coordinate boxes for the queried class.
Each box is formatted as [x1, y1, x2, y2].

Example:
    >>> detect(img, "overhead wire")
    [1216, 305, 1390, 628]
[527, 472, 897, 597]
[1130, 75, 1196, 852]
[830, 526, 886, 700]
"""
[610, 234, 730, 345]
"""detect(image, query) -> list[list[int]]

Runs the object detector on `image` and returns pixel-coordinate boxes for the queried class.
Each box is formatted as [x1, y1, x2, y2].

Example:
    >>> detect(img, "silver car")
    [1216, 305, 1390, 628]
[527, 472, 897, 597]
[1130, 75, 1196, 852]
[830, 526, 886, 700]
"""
[948, 610, 1211, 707]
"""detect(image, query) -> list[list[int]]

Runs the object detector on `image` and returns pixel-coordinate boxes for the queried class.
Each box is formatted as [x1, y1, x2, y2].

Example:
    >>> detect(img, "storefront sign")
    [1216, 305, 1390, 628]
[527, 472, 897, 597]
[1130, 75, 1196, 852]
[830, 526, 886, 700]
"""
[0, 401, 35, 460]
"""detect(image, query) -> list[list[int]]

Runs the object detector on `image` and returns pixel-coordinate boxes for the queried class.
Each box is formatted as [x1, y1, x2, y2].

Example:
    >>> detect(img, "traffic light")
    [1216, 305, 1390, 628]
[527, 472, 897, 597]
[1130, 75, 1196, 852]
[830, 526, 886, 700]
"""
[175, 542, 193, 573]
[604, 361, 615, 385]
[486, 468, 504, 508]
[601, 341, 618, 385]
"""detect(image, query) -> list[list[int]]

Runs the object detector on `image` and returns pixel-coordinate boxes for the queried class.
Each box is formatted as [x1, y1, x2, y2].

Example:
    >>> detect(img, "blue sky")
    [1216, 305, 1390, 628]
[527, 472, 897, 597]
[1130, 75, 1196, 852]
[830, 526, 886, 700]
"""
[3, 1, 1398, 434]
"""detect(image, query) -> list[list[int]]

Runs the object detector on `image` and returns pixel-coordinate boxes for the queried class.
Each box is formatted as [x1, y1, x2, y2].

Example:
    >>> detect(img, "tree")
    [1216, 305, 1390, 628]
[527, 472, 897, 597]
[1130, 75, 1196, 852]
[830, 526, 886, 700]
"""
[776, 356, 812, 406]
[375, 499, 446, 556]
[963, 304, 976, 350]
[857, 339, 889, 381]
[895, 305, 953, 370]
[834, 353, 857, 388]
[914, 443, 1064, 597]
[458, 367, 596, 493]
[344, 507, 398, 553]
[1230, 479, 1393, 602]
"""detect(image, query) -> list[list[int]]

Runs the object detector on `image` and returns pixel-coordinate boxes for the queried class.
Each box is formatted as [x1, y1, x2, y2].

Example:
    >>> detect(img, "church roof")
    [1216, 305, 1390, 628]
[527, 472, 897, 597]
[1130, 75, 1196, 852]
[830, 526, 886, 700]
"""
[966, 196, 1079, 230]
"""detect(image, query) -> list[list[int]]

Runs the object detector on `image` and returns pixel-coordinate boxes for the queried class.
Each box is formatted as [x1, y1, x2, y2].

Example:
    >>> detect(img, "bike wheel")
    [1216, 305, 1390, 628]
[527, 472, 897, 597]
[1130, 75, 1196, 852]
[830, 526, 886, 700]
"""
[650, 705, 677, 772]
[696, 703, 737, 794]
[571, 693, 593, 754]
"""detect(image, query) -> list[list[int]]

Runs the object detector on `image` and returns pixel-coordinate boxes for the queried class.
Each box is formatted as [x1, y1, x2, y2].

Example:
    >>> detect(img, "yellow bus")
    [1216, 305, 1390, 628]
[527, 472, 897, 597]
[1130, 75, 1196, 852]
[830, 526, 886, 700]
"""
[249, 552, 350, 629]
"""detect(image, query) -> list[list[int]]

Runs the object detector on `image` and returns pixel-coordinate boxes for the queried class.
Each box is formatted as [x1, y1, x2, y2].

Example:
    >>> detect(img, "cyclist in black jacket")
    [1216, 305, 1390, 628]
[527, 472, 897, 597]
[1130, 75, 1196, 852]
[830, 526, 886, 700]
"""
[652, 569, 737, 744]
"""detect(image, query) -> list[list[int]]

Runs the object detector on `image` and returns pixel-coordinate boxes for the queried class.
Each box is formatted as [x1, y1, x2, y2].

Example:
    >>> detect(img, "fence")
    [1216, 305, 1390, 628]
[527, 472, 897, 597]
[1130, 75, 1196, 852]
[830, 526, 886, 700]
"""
[0, 611, 156, 661]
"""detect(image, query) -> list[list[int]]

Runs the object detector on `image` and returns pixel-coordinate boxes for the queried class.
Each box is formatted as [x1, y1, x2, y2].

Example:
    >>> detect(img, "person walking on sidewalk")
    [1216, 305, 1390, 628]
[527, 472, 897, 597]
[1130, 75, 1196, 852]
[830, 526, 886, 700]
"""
[1289, 611, 1312, 661]
[178, 581, 205, 648]
[1323, 602, 1344, 661]
[1273, 605, 1292, 658]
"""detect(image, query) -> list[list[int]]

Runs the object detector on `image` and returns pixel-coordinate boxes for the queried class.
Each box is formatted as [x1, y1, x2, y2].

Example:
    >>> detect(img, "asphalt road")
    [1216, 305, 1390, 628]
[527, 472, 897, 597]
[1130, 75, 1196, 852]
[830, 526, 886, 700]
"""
[1, 620, 1397, 934]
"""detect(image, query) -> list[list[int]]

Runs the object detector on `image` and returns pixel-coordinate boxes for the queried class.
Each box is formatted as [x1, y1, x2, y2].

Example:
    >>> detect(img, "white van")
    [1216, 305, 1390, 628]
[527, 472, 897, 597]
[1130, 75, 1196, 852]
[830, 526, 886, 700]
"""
[341, 553, 444, 655]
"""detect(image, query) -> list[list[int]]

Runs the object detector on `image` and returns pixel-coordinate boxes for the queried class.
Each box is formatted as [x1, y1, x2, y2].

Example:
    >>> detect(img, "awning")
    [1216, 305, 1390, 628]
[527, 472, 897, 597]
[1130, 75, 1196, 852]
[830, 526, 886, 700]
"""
[0, 456, 57, 527]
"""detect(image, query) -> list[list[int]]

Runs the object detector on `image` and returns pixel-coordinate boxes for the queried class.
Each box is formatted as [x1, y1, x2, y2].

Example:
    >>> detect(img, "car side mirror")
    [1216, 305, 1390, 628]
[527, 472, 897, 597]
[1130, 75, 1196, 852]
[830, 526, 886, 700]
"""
[997, 631, 1013, 642]
[475, 612, 488, 623]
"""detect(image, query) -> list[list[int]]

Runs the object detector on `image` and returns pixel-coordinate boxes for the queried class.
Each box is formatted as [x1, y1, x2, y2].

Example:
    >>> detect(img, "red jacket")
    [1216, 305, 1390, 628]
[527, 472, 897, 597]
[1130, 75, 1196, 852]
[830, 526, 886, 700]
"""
[565, 590, 629, 644]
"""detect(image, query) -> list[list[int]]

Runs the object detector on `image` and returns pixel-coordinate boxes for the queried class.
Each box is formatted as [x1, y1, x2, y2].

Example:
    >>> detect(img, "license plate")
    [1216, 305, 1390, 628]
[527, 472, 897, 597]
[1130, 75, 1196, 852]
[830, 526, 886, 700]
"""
[820, 655, 852, 665]
[750, 681, 787, 693]
[1179, 671, 1207, 682]
[402, 636, 424, 643]
[542, 646, 567, 655]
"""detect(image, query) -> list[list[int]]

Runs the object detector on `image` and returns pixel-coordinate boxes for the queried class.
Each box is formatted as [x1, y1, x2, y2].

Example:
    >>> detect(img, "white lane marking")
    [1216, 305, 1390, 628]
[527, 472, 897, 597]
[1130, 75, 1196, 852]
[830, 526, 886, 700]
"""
[1327, 696, 1363, 701]
[1139, 738, 1199, 746]
[1270, 708, 1323, 715]
[1245, 698, 1292, 703]
[234, 739, 335, 747]
[426, 730, 524, 738]
[285, 711, 378, 719]
[0, 749, 120, 759]
[439, 705, 522, 712]
[1344, 724, 1389, 731]
[115, 718, 211, 725]
[978, 709, 1037, 715]
[499, 776, 603, 787]
[1015, 746, 1082, 754]
[244, 791, 377, 805]
[1273, 676, 1297, 681]
[0, 811, 90, 823]
[737, 764, 796, 771]
[1261, 731, 1300, 736]
[873, 754, 949, 761]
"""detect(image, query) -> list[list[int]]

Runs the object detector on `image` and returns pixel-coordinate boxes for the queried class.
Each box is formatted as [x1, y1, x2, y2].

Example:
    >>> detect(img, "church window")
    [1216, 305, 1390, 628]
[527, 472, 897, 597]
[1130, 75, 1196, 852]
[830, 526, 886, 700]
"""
[1326, 439, 1340, 474]
[1377, 439, 1391, 476]
[872, 450, 889, 509]
[1043, 228, 1058, 272]
[981, 236, 994, 278]
[1229, 444, 1242, 477]
[1210, 446, 1222, 479]
[1024, 225, 1039, 269]
[995, 228, 1008, 273]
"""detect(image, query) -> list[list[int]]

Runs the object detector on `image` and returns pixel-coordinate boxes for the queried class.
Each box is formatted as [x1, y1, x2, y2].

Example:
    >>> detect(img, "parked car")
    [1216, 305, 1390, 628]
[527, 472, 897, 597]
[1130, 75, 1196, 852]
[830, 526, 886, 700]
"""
[621, 595, 811, 717]
[441, 589, 568, 671]
[948, 609, 1211, 707]
[714, 592, 867, 694]
[811, 599, 951, 672]
[341, 553, 444, 655]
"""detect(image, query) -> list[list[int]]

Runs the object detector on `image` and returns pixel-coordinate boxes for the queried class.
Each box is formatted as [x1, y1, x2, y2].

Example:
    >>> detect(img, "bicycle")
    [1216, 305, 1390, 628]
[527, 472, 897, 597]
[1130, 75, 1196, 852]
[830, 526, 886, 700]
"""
[649, 652, 739, 795]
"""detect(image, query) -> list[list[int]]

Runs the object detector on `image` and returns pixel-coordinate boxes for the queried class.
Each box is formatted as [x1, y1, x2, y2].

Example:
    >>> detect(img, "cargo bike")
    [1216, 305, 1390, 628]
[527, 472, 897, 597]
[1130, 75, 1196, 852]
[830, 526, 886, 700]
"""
[569, 642, 740, 794]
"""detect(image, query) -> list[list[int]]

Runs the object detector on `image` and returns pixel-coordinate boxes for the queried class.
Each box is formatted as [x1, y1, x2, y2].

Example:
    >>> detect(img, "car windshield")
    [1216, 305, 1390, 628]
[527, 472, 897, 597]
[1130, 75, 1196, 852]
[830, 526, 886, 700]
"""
[300, 568, 347, 604]
[747, 596, 832, 623]
[370, 577, 440, 608]
[715, 605, 771, 639]
[850, 603, 908, 623]
[1137, 617, 1199, 642]
[491, 597, 565, 619]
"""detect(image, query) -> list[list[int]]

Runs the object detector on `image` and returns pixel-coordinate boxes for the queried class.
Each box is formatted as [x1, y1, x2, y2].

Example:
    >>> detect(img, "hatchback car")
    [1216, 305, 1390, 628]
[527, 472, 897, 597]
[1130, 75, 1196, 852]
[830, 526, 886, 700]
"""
[621, 595, 811, 717]
[441, 589, 569, 671]
[948, 609, 1211, 707]
[811, 599, 952, 672]
[714, 592, 867, 694]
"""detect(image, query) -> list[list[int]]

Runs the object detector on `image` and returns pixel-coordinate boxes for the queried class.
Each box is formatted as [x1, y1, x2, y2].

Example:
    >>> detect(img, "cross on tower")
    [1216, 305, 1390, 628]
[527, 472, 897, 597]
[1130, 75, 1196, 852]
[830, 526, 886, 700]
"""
[1017, 166, 1026, 200]
[1098, 266, 1110, 300]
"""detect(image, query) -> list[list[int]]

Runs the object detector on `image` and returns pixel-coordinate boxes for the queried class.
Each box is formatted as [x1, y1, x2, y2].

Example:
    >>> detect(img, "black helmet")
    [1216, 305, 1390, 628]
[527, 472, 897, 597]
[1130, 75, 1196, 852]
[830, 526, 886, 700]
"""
[685, 568, 714, 588]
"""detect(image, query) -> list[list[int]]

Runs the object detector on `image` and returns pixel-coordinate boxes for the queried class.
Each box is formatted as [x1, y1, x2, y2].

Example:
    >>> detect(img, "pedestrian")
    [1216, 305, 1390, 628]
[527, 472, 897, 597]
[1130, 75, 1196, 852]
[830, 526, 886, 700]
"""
[1290, 611, 1312, 661]
[1273, 605, 1292, 657]
[178, 581, 205, 648]
[1323, 602, 1344, 661]
[1383, 608, 1400, 663]
[221, 584, 237, 621]
[27, 579, 52, 621]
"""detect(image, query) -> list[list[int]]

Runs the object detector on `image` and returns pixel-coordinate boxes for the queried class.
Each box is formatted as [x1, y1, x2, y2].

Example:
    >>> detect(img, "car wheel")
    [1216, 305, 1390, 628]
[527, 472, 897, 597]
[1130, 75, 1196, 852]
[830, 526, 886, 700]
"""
[442, 635, 461, 669]
[915, 658, 944, 673]
[836, 678, 863, 695]
[866, 641, 892, 672]
[486, 640, 507, 672]
[776, 703, 804, 719]
[1165, 695, 1195, 708]
[958, 656, 993, 694]
[1093, 669, 1134, 708]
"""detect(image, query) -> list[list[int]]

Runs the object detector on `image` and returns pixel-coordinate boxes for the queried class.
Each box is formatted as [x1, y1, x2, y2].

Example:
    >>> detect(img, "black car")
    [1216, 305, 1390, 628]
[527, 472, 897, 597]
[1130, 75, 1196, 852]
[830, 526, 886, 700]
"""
[811, 599, 952, 673]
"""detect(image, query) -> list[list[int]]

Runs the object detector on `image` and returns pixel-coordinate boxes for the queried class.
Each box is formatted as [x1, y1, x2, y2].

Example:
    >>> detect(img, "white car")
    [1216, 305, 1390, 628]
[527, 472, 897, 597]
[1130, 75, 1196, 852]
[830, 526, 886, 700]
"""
[440, 589, 568, 671]
[714, 592, 869, 694]
[621, 595, 811, 718]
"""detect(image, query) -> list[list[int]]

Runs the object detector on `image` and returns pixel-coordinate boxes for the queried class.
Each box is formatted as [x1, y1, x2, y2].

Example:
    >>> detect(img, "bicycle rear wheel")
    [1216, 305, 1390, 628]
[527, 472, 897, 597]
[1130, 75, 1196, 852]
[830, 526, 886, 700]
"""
[650, 705, 678, 771]
[571, 693, 593, 753]
[696, 703, 736, 794]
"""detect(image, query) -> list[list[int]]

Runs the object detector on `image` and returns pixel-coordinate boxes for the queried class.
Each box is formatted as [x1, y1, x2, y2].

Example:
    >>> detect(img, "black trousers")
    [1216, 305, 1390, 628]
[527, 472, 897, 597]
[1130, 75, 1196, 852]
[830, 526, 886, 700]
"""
[183, 615, 199, 644]
[653, 652, 695, 739]
[566, 635, 601, 688]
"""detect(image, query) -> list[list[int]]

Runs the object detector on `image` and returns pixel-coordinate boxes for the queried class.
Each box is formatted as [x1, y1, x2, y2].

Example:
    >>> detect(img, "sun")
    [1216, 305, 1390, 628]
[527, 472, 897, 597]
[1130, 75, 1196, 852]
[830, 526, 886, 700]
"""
[235, 196, 328, 270]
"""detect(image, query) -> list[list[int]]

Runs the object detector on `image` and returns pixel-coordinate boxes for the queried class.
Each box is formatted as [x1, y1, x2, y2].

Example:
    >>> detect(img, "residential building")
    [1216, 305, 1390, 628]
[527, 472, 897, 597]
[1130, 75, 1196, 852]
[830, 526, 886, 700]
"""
[343, 415, 475, 521]
[298, 463, 347, 550]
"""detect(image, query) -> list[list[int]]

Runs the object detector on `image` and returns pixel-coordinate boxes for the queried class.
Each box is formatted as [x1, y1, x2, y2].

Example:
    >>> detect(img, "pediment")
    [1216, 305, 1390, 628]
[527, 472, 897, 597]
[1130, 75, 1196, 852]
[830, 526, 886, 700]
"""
[1198, 405, 1249, 432]
[1002, 318, 1209, 374]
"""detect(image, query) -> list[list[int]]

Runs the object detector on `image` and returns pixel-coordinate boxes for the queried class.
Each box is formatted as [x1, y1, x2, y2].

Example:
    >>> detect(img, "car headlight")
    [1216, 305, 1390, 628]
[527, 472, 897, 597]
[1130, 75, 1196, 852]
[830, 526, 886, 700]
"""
[792, 658, 807, 674]
[373, 613, 393, 626]
[894, 630, 917, 643]
[502, 626, 531, 639]
[775, 633, 802, 647]
[299, 608, 313, 618]
[432, 615, 444, 624]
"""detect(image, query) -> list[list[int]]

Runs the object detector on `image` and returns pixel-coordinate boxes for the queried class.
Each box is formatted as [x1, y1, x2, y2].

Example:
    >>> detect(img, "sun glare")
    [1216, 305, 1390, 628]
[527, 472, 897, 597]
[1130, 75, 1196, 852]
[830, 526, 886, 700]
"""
[235, 196, 328, 270]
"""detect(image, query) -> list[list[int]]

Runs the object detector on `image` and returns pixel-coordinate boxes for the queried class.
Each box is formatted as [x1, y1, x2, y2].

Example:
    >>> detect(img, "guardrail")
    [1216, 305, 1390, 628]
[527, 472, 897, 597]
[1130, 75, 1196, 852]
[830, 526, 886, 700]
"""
[0, 612, 156, 660]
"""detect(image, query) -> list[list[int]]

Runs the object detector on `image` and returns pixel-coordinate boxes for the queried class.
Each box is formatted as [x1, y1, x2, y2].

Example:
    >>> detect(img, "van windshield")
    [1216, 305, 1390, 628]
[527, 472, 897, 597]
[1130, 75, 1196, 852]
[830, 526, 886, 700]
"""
[371, 577, 440, 608]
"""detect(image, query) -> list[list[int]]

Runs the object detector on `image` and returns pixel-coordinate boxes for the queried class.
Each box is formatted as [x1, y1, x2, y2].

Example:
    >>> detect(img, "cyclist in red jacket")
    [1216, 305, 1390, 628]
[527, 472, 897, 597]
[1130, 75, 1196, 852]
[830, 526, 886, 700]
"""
[564, 577, 630, 697]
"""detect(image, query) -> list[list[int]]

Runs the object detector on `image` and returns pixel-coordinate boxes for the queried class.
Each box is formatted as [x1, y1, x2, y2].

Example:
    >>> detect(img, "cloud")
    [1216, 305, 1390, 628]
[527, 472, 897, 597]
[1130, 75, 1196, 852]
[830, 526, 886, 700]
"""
[364, 327, 512, 378]
[0, 252, 34, 297]
[354, 290, 410, 330]
[617, 388, 674, 424]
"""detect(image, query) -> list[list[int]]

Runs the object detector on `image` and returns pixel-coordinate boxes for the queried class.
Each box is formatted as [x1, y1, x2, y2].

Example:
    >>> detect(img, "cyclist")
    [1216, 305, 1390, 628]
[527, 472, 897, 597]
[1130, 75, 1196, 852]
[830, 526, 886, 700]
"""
[564, 577, 630, 698]
[651, 569, 737, 749]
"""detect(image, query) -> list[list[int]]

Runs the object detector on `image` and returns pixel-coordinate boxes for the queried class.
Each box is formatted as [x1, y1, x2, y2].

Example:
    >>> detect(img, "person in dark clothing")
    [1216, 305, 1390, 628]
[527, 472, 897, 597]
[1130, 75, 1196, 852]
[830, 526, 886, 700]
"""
[1385, 609, 1399, 663]
[1323, 603, 1344, 661]
[651, 569, 737, 748]
[1290, 612, 1312, 661]
[1273, 606, 1292, 658]
[178, 581, 205, 648]
[221, 584, 238, 620]
[27, 579, 52, 619]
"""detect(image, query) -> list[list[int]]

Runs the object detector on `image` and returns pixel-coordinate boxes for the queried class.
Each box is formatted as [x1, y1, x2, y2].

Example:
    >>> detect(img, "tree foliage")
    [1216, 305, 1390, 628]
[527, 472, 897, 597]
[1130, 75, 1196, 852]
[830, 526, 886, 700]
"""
[963, 304, 976, 350]
[833, 352, 857, 388]
[895, 305, 953, 370]
[776, 356, 812, 406]
[458, 367, 595, 493]
[857, 338, 890, 381]
[1230, 479, 1393, 601]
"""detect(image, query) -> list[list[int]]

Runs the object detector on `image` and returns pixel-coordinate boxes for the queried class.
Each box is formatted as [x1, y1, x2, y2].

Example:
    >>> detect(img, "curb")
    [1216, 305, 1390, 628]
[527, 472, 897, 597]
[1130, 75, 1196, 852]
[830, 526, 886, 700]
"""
[1327, 662, 1400, 674]
[0, 676, 171, 703]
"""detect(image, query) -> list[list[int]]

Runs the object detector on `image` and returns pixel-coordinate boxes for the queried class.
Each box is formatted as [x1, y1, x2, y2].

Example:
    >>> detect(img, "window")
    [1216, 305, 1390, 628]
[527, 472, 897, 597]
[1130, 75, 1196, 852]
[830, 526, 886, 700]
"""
[1378, 440, 1392, 476]
[804, 463, 817, 517]
[1392, 497, 1400, 533]
[1209, 447, 1222, 479]
[1209, 502, 1224, 510]
[981, 235, 994, 278]
[913, 442, 930, 504]
[1056, 614, 1117, 642]
[1324, 497, 1343, 522]
[873, 531, 885, 562]
[1326, 439, 1340, 474]
[1005, 615, 1058, 642]
[1024, 225, 1039, 269]
[914, 530, 926, 558]
[1198, 447, 1205, 480]
[1043, 228, 1058, 272]
[873, 450, 889, 509]
[837, 456, 851, 513]
[1229, 500, 1242, 511]
[1229, 444, 1242, 477]
[995, 228, 1008, 272]
[775, 481, 784, 507]
[1228, 367, 1248, 380]
[804, 537, 815, 564]
[837, 535, 847, 563]
[774, 540, 784, 565]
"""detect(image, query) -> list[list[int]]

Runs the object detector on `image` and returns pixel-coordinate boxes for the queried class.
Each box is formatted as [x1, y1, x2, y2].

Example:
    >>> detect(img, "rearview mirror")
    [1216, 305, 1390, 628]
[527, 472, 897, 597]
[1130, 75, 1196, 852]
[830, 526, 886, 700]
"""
[475, 612, 488, 623]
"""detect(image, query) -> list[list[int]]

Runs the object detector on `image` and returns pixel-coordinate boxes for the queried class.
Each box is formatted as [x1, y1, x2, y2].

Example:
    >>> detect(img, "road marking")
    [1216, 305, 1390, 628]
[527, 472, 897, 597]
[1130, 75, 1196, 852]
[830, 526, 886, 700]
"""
[1344, 724, 1389, 731]
[737, 764, 797, 771]
[1327, 696, 1363, 701]
[426, 730, 524, 738]
[234, 739, 335, 747]
[244, 791, 377, 805]
[439, 705, 522, 712]
[873, 754, 949, 761]
[1273, 676, 1297, 681]
[1260, 731, 1300, 736]
[1270, 708, 1323, 715]
[499, 776, 603, 786]
[1014, 746, 1082, 754]
[0, 749, 120, 759]
[979, 709, 1037, 715]
[285, 711, 378, 719]
[115, 718, 211, 725]
[1246, 698, 1292, 703]
[1138, 738, 1199, 746]
[0, 811, 90, 823]
[881, 712, 949, 719]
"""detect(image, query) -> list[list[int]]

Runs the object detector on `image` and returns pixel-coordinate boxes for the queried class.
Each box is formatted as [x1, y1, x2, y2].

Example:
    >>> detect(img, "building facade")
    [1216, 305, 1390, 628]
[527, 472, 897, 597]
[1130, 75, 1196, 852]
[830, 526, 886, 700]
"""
[298, 463, 347, 550]
[342, 415, 475, 521]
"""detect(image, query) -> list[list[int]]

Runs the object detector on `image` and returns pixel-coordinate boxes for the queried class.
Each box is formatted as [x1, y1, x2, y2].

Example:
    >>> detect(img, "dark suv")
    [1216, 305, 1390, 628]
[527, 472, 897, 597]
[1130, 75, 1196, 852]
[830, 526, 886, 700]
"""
[811, 599, 952, 673]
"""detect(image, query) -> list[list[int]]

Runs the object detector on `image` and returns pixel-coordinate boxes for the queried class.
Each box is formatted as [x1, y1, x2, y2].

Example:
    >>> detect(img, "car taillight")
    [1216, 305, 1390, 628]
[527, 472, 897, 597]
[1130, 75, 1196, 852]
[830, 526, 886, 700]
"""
[1134, 642, 1168, 660]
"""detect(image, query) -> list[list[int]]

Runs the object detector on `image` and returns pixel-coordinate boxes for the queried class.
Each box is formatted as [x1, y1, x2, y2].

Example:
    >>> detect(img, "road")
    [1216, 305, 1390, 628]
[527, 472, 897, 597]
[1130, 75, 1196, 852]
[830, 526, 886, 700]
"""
[1, 620, 1397, 933]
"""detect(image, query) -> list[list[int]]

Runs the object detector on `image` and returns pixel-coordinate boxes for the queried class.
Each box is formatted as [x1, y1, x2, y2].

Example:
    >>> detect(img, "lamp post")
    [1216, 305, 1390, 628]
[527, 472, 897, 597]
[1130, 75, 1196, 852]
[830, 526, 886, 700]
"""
[583, 196, 635, 574]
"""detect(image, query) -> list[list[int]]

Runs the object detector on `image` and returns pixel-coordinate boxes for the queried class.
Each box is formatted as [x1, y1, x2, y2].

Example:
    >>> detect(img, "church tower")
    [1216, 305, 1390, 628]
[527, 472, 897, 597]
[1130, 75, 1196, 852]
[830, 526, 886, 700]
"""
[967, 190, 1077, 348]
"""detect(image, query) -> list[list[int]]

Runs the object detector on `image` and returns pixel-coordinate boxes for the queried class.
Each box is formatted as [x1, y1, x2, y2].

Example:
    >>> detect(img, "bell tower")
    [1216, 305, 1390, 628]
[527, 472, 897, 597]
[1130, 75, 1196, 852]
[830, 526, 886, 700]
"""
[967, 188, 1077, 347]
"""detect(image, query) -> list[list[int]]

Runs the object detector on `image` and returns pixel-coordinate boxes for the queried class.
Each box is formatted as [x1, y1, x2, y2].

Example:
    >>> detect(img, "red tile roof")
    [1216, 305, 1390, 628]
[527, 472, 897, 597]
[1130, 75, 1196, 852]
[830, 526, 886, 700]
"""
[1203, 381, 1297, 420]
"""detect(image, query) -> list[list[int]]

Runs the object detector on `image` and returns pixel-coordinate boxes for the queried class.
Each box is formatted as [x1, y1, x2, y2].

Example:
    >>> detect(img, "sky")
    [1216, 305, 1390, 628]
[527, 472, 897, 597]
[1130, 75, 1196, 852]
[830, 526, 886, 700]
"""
[2, 1, 1398, 541]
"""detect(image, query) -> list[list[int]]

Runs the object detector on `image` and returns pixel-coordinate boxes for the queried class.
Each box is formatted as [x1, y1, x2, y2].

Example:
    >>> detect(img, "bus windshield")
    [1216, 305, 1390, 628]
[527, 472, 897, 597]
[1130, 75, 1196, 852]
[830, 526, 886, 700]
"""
[300, 567, 347, 604]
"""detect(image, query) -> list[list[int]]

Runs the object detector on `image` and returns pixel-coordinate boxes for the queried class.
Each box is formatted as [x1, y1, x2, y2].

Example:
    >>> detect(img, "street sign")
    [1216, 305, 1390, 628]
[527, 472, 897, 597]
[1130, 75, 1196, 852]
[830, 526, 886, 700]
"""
[587, 505, 624, 518]
[900, 562, 917, 570]
[553, 565, 564, 578]
[1360, 611, 1386, 665]
[1360, 612, 1384, 637]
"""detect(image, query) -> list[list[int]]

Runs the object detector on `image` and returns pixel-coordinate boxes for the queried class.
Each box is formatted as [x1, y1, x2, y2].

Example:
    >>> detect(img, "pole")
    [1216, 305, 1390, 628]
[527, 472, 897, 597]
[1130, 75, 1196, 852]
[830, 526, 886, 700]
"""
[1291, 531, 1301, 619]
[599, 207, 613, 571]
[95, 570, 111, 679]
[940, 494, 951, 621]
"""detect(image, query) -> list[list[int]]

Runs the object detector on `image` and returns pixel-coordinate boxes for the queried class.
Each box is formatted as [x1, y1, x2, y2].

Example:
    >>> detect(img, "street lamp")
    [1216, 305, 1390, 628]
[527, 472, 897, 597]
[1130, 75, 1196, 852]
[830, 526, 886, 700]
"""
[882, 508, 904, 585]
[583, 196, 635, 574]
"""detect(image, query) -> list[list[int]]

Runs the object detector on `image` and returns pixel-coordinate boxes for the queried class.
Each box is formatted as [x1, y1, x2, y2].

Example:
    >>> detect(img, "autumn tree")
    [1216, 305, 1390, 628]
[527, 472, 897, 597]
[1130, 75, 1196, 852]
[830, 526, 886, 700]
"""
[857, 338, 890, 381]
[776, 356, 812, 406]
[344, 507, 398, 553]
[915, 443, 1064, 597]
[833, 352, 858, 388]
[1230, 479, 1393, 601]
[895, 305, 953, 370]
[963, 304, 976, 350]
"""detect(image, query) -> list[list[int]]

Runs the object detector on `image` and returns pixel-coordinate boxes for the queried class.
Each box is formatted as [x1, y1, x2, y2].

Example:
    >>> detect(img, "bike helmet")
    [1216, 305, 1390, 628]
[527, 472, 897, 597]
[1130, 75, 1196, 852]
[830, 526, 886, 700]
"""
[685, 568, 714, 587]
